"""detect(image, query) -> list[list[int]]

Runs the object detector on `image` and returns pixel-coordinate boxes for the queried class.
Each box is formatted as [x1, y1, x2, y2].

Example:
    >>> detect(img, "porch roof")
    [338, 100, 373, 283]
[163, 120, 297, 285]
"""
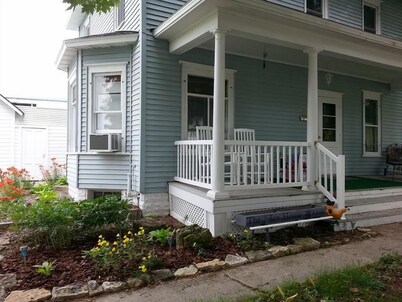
[0, 94, 24, 116]
[154, 0, 402, 86]
[56, 31, 138, 71]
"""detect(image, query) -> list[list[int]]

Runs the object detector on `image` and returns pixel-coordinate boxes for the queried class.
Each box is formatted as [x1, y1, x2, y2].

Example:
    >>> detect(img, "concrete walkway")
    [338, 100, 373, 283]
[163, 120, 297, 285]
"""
[84, 223, 402, 302]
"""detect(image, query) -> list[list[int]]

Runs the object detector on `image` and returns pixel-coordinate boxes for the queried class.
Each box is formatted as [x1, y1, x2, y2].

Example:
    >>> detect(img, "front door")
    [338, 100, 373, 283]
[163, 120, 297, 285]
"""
[318, 91, 343, 155]
[21, 127, 47, 180]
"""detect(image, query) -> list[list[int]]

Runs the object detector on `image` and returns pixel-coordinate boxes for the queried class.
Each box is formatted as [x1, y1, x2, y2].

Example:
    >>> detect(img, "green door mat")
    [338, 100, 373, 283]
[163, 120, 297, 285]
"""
[345, 176, 402, 190]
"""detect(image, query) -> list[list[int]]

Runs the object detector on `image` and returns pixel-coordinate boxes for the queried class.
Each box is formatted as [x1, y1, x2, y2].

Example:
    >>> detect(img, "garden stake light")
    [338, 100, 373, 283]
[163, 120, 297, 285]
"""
[20, 245, 28, 266]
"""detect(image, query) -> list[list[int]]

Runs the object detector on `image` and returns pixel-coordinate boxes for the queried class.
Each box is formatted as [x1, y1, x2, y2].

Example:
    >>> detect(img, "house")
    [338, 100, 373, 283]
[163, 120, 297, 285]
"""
[0, 95, 67, 180]
[56, 0, 402, 235]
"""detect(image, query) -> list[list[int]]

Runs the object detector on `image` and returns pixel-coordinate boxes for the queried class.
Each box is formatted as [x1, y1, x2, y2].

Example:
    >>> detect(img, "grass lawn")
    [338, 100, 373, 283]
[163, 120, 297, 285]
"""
[205, 253, 402, 302]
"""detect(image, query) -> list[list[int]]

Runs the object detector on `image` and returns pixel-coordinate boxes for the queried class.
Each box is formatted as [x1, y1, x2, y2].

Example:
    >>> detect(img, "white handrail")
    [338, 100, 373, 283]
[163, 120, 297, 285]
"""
[316, 142, 346, 211]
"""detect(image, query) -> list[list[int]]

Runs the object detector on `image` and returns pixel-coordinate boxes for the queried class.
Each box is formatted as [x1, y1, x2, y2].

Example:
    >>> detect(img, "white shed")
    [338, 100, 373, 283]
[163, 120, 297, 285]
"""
[0, 95, 67, 180]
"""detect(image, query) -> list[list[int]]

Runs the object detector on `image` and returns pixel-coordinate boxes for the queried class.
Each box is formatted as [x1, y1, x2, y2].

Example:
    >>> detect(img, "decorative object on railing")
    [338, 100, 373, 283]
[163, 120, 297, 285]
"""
[325, 204, 348, 220]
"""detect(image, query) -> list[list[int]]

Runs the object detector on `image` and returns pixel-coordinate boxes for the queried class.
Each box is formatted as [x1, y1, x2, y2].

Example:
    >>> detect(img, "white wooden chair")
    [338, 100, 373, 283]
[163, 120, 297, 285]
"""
[234, 129, 256, 184]
[196, 126, 213, 140]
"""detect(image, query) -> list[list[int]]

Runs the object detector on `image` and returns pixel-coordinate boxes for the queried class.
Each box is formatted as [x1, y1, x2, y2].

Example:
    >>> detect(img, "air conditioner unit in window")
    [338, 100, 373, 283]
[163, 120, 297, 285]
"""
[89, 133, 121, 152]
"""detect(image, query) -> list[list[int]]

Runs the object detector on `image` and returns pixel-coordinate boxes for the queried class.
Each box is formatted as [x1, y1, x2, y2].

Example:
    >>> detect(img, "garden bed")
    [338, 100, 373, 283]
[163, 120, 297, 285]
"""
[0, 216, 376, 296]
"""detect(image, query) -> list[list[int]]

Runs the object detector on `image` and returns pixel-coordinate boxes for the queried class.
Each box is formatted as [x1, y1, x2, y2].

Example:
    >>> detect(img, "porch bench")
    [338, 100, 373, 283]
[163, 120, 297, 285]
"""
[385, 143, 402, 179]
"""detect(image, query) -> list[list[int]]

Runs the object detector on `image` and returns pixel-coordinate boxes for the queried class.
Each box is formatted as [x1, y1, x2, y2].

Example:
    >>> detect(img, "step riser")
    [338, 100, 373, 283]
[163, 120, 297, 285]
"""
[347, 200, 402, 215]
[346, 188, 402, 200]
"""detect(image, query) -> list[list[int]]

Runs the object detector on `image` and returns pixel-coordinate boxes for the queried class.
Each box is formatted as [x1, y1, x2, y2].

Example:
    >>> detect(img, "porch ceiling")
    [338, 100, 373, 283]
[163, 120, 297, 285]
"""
[155, 0, 402, 87]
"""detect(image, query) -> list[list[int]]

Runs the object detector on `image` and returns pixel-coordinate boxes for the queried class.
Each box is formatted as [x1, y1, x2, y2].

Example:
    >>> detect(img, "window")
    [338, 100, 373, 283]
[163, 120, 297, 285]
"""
[181, 62, 235, 140]
[363, 1, 380, 34]
[68, 70, 78, 152]
[88, 64, 126, 137]
[116, 0, 125, 28]
[305, 0, 327, 18]
[363, 91, 381, 157]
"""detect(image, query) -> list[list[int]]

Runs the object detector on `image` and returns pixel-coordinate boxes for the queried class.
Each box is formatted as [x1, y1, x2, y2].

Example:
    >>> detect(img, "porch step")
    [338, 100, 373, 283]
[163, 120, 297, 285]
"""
[334, 208, 402, 231]
[345, 187, 402, 200]
[346, 194, 402, 214]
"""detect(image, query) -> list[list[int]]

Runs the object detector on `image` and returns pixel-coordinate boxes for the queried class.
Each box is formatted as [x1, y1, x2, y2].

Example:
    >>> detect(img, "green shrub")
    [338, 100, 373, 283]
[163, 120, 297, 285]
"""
[11, 199, 77, 249]
[76, 194, 129, 231]
[149, 228, 173, 246]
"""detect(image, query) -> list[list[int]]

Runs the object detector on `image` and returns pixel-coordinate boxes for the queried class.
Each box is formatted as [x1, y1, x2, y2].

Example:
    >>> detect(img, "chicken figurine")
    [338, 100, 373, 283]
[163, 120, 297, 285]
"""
[325, 204, 348, 220]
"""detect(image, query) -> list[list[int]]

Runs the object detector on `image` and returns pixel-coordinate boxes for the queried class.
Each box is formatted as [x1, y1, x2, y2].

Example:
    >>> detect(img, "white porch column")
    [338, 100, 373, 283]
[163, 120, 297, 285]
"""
[305, 48, 320, 191]
[207, 29, 229, 199]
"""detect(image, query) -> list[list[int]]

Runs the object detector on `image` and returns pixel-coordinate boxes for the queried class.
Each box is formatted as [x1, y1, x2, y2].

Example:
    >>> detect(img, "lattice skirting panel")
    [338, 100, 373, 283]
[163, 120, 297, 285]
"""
[170, 195, 207, 228]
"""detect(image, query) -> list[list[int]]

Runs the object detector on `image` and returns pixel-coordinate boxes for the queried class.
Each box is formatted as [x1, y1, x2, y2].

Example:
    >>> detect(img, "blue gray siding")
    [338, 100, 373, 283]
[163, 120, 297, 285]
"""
[67, 154, 78, 187]
[78, 154, 130, 189]
[328, 0, 362, 29]
[142, 0, 187, 193]
[266, 0, 304, 11]
[381, 0, 402, 40]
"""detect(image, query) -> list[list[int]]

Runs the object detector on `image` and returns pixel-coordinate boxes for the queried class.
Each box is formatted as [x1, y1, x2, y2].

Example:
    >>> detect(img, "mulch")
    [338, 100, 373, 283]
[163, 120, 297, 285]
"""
[0, 218, 373, 294]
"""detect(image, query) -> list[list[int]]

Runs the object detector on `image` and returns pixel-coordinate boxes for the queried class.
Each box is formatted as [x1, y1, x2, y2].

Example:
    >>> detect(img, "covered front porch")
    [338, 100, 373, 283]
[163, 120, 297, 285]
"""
[155, 0, 402, 234]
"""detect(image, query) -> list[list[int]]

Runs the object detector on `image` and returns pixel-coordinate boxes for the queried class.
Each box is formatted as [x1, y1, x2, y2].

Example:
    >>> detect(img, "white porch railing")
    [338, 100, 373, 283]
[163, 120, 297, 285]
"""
[316, 142, 345, 209]
[175, 140, 310, 190]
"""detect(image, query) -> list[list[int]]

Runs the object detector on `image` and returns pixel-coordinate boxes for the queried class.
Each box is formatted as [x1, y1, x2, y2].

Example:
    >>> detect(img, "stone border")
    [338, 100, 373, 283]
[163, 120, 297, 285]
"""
[2, 229, 378, 302]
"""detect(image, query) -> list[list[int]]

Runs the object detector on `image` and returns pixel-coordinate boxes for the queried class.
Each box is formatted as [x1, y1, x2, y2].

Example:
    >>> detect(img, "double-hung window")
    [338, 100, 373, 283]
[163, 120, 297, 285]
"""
[363, 0, 381, 34]
[181, 62, 235, 140]
[116, 0, 125, 28]
[305, 0, 327, 18]
[363, 91, 381, 157]
[88, 64, 126, 136]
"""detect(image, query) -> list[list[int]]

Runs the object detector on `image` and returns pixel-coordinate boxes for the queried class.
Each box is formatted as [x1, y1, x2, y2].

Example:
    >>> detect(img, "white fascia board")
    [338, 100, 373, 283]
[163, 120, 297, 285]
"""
[0, 95, 24, 116]
[156, 0, 402, 68]
[56, 32, 138, 71]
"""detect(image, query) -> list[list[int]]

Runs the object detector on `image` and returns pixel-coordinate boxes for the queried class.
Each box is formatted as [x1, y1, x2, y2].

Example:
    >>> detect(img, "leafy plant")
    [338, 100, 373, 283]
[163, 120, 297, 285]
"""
[84, 229, 151, 275]
[76, 194, 129, 232]
[149, 228, 173, 246]
[33, 261, 55, 276]
[227, 229, 270, 251]
[39, 158, 66, 186]
[0, 167, 31, 202]
[10, 199, 77, 249]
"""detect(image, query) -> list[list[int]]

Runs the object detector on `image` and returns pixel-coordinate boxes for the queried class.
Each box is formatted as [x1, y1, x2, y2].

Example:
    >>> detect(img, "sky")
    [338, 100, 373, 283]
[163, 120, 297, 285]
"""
[0, 0, 77, 101]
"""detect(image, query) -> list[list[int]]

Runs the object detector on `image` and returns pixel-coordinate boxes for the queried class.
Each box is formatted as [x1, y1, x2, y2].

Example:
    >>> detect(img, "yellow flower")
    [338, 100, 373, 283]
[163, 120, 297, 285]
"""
[139, 227, 144, 230]
[123, 238, 130, 244]
[116, 233, 120, 238]
[142, 257, 147, 261]
[138, 265, 147, 273]
[243, 229, 249, 234]
[127, 231, 132, 235]
[113, 241, 118, 246]
[148, 255, 151, 259]
[112, 247, 116, 252]
[98, 235, 103, 239]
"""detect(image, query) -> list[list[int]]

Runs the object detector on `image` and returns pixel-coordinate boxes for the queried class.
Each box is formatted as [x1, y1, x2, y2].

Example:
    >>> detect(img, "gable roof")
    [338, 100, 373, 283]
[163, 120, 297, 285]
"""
[0, 94, 24, 116]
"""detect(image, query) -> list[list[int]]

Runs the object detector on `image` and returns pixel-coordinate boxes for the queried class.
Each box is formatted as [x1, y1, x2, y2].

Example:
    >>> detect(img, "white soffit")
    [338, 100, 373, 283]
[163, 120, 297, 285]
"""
[56, 31, 138, 71]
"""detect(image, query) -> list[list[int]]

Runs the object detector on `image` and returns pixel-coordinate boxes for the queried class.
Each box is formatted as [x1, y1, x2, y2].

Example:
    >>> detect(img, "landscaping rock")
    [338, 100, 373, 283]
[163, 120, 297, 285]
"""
[245, 250, 273, 262]
[225, 254, 249, 267]
[293, 237, 320, 251]
[87, 280, 103, 297]
[101, 281, 126, 293]
[51, 284, 88, 301]
[134, 217, 167, 231]
[357, 227, 372, 232]
[176, 225, 213, 250]
[268, 246, 290, 258]
[126, 277, 144, 289]
[0, 238, 10, 246]
[0, 222, 12, 232]
[0, 274, 16, 289]
[5, 288, 51, 302]
[195, 259, 226, 272]
[151, 269, 174, 282]
[0, 287, 5, 302]
[174, 265, 198, 277]
[287, 244, 303, 254]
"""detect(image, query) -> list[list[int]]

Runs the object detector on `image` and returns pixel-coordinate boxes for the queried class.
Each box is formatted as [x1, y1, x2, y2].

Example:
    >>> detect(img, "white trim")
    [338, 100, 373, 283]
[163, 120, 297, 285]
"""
[318, 90, 343, 155]
[0, 94, 24, 116]
[304, 0, 328, 19]
[180, 61, 236, 139]
[362, 1, 381, 35]
[362, 90, 382, 157]
[87, 63, 127, 152]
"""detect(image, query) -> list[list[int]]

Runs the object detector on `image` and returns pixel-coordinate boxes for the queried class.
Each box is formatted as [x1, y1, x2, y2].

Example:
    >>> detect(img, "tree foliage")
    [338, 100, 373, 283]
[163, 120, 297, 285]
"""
[63, 0, 120, 14]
